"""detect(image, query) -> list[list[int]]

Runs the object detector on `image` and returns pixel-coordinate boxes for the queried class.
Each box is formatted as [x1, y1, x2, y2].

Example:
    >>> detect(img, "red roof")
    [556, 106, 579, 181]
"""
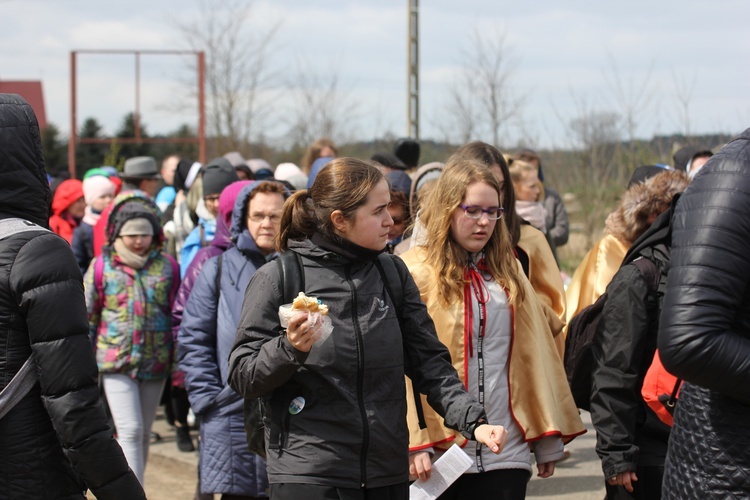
[0, 81, 47, 130]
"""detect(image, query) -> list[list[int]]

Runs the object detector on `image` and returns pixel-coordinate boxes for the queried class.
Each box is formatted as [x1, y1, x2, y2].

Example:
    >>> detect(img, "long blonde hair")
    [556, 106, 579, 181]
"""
[420, 158, 525, 306]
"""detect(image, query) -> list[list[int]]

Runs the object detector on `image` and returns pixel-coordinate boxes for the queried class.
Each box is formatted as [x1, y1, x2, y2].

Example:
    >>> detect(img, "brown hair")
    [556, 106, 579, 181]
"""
[277, 157, 384, 251]
[389, 190, 410, 222]
[300, 138, 338, 174]
[450, 141, 521, 247]
[243, 180, 288, 220]
[419, 157, 525, 306]
[605, 169, 689, 246]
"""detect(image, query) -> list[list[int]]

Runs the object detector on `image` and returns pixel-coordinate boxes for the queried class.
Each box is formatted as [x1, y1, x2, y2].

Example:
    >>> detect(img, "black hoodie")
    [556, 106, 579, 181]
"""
[0, 94, 144, 499]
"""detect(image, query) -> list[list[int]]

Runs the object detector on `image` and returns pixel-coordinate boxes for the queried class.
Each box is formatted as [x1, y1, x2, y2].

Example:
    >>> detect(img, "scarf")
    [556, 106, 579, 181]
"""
[515, 200, 547, 234]
[83, 205, 102, 226]
[113, 238, 150, 270]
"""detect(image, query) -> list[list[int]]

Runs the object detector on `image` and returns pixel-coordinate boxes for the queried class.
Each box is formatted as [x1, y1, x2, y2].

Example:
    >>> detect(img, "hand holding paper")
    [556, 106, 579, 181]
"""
[409, 451, 433, 481]
[409, 444, 473, 500]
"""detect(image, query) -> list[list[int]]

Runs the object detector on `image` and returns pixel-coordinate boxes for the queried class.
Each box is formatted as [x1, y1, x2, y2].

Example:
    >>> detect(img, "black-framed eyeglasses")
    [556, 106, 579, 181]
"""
[459, 204, 504, 220]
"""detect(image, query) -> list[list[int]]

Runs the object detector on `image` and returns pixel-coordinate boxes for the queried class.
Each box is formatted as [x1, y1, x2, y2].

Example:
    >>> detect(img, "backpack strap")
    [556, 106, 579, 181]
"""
[165, 254, 181, 305]
[94, 255, 107, 312]
[633, 256, 683, 413]
[0, 218, 50, 240]
[374, 254, 429, 429]
[0, 355, 37, 420]
[277, 251, 305, 305]
[632, 257, 660, 295]
[215, 253, 223, 299]
[374, 253, 404, 315]
[0, 219, 50, 420]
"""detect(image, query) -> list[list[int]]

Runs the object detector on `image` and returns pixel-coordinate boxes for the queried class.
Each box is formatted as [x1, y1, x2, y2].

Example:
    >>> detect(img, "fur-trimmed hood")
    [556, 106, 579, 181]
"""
[605, 169, 689, 246]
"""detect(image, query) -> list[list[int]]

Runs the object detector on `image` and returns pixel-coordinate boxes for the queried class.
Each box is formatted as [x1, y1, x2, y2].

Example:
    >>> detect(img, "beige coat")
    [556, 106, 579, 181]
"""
[401, 247, 585, 451]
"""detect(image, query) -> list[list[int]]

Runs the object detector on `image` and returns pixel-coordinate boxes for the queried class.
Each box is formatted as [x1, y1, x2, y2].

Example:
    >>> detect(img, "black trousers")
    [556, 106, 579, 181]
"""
[605, 465, 664, 500]
[439, 469, 531, 500]
[269, 482, 409, 500]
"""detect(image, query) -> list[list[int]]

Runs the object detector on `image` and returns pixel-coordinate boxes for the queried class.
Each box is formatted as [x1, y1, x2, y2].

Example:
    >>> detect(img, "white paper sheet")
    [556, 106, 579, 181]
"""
[409, 444, 474, 500]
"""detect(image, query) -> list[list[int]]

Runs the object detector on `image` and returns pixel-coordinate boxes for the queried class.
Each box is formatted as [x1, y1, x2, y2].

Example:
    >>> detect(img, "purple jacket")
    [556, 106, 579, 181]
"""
[172, 212, 232, 343]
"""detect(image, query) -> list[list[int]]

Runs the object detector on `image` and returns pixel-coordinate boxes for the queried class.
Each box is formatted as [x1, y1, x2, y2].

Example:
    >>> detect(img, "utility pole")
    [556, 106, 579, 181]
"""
[407, 0, 419, 139]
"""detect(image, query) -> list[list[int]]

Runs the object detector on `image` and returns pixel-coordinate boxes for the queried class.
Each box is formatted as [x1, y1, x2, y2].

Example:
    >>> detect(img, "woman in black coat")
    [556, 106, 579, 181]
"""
[658, 128, 750, 498]
[0, 93, 143, 499]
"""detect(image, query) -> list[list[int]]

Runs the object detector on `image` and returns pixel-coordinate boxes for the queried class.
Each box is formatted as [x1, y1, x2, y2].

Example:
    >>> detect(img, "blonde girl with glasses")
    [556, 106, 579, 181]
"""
[401, 158, 584, 500]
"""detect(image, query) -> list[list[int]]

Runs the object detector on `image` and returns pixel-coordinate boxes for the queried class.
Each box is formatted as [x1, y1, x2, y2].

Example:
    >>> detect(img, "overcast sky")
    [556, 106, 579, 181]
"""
[3, 0, 749, 149]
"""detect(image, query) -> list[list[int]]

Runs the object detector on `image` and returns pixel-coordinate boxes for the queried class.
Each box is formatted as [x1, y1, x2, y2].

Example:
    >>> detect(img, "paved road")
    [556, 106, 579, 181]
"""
[134, 410, 605, 499]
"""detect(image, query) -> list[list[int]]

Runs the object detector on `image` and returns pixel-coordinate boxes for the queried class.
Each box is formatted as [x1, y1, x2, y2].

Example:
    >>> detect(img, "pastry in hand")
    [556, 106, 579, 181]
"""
[291, 292, 329, 315]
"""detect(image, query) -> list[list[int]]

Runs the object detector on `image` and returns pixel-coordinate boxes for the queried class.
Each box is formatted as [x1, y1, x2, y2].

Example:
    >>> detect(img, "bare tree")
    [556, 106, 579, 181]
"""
[671, 68, 697, 137]
[439, 28, 524, 147]
[283, 58, 361, 148]
[173, 0, 281, 154]
[556, 92, 626, 248]
[603, 53, 657, 169]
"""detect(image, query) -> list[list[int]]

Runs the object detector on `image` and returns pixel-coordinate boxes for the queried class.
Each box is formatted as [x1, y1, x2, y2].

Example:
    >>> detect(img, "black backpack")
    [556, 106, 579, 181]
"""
[564, 257, 660, 411]
[243, 250, 404, 458]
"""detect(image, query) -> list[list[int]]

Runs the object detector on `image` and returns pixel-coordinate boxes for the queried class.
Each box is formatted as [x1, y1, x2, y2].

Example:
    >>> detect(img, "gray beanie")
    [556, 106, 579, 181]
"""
[203, 158, 239, 197]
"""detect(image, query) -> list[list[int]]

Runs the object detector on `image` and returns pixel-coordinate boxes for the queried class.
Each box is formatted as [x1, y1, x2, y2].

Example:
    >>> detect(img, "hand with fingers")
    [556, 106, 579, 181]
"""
[285, 312, 319, 352]
[608, 471, 638, 493]
[473, 424, 509, 454]
[409, 451, 433, 481]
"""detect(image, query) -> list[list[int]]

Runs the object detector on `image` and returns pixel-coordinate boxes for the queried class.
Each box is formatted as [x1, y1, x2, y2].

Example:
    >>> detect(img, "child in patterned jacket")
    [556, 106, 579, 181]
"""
[84, 191, 179, 486]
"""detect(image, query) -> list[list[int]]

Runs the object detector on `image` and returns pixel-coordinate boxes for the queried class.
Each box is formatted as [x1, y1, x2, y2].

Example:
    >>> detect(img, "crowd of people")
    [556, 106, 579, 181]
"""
[2, 91, 749, 500]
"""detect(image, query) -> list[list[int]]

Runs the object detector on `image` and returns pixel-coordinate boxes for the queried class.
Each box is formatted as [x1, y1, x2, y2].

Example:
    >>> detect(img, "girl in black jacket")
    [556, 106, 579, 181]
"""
[229, 158, 508, 500]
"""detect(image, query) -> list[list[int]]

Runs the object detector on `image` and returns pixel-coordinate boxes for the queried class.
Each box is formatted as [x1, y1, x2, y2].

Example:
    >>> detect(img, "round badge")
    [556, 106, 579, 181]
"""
[289, 396, 305, 415]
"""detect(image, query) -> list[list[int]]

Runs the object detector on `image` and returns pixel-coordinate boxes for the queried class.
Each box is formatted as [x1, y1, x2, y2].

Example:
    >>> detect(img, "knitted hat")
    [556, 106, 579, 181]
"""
[371, 152, 407, 170]
[628, 165, 672, 188]
[119, 217, 154, 236]
[223, 151, 247, 168]
[82, 175, 116, 206]
[110, 201, 160, 243]
[173, 159, 202, 192]
[83, 167, 109, 180]
[673, 145, 713, 172]
[307, 156, 335, 189]
[393, 138, 420, 169]
[386, 170, 412, 196]
[248, 158, 274, 174]
[219, 180, 251, 229]
[274, 162, 304, 181]
[202, 158, 239, 197]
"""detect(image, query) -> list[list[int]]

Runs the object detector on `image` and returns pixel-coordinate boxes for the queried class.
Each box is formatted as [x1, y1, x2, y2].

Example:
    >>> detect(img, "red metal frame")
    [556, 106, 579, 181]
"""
[69, 49, 205, 178]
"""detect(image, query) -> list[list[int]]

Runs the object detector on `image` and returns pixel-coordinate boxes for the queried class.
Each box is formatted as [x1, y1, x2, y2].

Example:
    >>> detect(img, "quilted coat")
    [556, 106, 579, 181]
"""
[179, 182, 270, 496]
[659, 128, 750, 498]
[84, 193, 178, 380]
[0, 93, 144, 499]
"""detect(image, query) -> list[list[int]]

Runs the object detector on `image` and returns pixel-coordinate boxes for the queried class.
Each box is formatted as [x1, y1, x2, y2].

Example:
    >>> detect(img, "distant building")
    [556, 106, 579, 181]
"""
[0, 81, 47, 130]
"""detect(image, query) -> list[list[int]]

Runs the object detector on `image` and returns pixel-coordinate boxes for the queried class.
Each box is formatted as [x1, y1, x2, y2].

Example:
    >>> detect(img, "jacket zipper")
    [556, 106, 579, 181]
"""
[346, 265, 369, 488]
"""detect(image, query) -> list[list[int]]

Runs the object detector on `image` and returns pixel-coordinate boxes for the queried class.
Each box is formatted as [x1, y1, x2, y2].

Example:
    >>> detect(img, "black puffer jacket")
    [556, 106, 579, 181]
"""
[590, 205, 675, 479]
[659, 128, 750, 498]
[0, 94, 144, 499]
[229, 235, 486, 489]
